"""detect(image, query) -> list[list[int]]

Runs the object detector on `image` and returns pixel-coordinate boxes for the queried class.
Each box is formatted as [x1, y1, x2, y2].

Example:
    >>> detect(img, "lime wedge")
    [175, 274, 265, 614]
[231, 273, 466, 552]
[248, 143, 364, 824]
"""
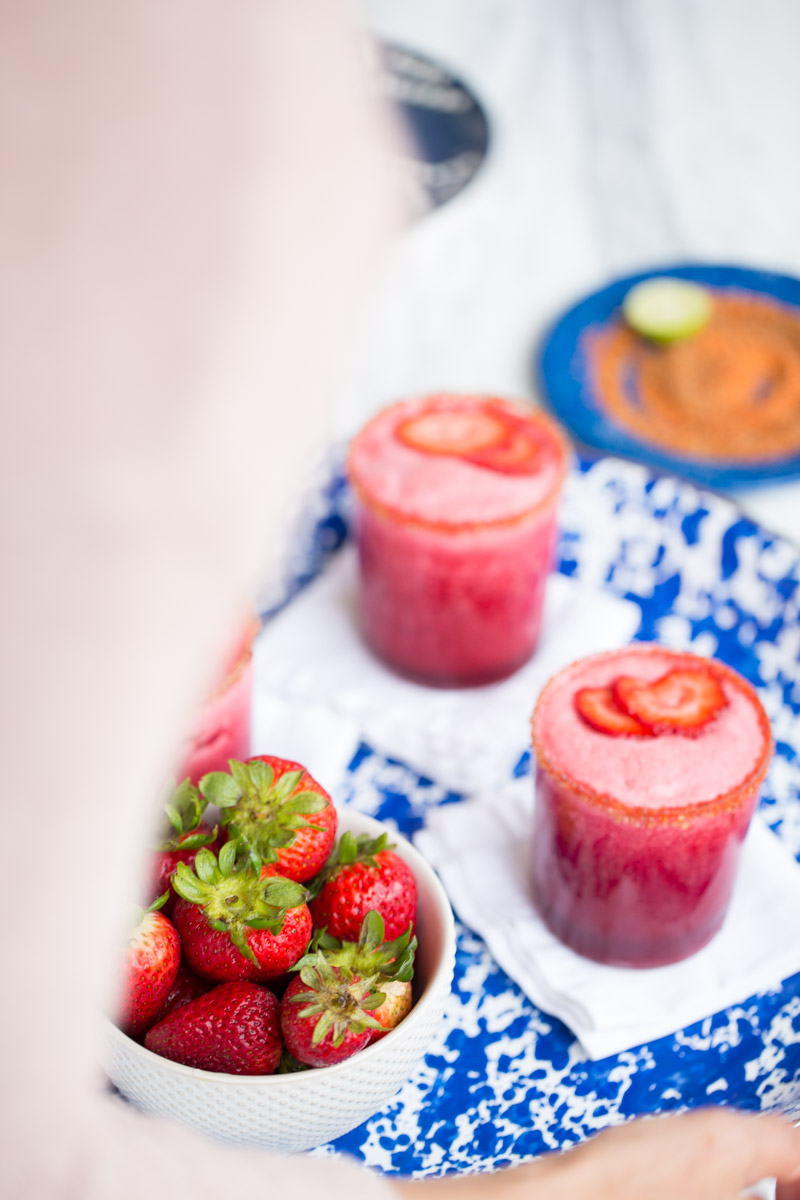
[622, 277, 713, 344]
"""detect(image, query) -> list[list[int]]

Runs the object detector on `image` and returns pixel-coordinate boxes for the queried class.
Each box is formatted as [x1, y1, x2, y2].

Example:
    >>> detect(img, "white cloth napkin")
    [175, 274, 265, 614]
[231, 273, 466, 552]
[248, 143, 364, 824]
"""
[253, 547, 640, 794]
[415, 777, 800, 1059]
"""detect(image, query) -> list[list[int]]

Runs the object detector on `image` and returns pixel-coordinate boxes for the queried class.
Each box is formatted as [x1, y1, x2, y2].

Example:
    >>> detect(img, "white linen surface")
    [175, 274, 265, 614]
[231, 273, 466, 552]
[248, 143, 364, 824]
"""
[252, 546, 640, 794]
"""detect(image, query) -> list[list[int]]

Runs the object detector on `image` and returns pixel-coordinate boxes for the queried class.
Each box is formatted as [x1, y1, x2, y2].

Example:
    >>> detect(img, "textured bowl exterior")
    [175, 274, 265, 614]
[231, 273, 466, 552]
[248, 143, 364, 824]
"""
[103, 810, 456, 1150]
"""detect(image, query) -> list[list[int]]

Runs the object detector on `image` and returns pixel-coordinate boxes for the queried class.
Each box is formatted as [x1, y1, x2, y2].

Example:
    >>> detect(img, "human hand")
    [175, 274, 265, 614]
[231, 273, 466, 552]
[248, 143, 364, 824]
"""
[398, 1109, 800, 1200]
[528, 1109, 800, 1200]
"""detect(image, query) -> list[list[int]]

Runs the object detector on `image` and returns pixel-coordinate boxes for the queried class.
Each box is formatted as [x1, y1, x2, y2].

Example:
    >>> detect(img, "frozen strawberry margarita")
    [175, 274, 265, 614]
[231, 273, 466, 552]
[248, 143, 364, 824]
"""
[347, 395, 568, 685]
[530, 645, 772, 967]
[175, 620, 256, 784]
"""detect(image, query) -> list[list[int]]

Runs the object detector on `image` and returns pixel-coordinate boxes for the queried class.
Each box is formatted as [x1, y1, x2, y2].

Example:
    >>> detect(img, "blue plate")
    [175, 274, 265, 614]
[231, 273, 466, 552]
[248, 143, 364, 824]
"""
[537, 263, 800, 490]
[267, 456, 800, 1175]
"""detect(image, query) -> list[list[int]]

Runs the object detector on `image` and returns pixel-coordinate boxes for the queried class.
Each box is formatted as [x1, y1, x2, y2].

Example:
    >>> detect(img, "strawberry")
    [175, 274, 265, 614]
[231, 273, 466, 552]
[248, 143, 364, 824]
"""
[145, 981, 283, 1075]
[574, 686, 653, 737]
[118, 897, 181, 1039]
[613, 667, 727, 735]
[369, 980, 413, 1041]
[294, 910, 418, 1045]
[154, 965, 213, 1022]
[397, 406, 507, 456]
[200, 757, 337, 883]
[396, 398, 544, 476]
[295, 909, 416, 990]
[280, 953, 383, 1067]
[149, 778, 218, 912]
[172, 844, 312, 982]
[308, 832, 417, 943]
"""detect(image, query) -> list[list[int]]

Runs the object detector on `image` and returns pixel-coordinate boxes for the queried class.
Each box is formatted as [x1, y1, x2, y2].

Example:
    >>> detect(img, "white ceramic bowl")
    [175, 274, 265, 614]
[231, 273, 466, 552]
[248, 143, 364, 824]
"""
[103, 809, 456, 1150]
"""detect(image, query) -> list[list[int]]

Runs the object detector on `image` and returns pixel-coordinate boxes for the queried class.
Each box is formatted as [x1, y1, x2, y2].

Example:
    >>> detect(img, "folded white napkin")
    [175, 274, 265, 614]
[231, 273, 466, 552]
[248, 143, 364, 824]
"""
[415, 777, 800, 1059]
[253, 547, 640, 794]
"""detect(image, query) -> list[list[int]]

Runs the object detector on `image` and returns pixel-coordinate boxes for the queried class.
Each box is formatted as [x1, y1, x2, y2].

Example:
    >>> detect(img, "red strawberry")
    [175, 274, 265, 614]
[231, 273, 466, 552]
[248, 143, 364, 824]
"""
[280, 955, 383, 1067]
[574, 686, 653, 737]
[145, 981, 283, 1075]
[154, 965, 213, 1022]
[200, 757, 337, 883]
[118, 901, 181, 1039]
[369, 980, 413, 1042]
[149, 778, 218, 912]
[308, 832, 417, 943]
[613, 668, 727, 735]
[172, 845, 312, 983]
[396, 398, 544, 476]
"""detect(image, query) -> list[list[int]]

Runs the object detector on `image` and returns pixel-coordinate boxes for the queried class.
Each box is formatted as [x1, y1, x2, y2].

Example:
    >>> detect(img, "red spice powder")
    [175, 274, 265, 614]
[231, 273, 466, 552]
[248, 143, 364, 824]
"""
[585, 291, 800, 461]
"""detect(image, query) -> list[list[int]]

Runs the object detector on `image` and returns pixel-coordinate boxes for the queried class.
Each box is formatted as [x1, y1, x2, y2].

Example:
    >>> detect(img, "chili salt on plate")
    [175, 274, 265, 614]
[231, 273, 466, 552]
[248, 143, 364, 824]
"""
[536, 263, 800, 489]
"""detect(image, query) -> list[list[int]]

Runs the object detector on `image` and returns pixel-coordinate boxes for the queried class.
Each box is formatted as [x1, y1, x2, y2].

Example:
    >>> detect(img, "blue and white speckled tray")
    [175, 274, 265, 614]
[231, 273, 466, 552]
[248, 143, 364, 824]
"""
[263, 454, 800, 1176]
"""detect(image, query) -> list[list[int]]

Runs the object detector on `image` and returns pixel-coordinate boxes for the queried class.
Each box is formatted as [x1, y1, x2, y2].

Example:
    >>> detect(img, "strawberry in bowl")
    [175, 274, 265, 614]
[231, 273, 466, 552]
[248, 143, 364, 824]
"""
[172, 844, 312, 982]
[117, 896, 181, 1039]
[200, 756, 337, 883]
[308, 830, 417, 942]
[104, 807, 456, 1152]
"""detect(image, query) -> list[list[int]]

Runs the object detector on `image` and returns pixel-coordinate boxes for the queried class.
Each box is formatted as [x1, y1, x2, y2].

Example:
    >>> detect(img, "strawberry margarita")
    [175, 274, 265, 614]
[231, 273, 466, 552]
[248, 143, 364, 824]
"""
[530, 646, 772, 967]
[175, 620, 256, 785]
[347, 395, 568, 686]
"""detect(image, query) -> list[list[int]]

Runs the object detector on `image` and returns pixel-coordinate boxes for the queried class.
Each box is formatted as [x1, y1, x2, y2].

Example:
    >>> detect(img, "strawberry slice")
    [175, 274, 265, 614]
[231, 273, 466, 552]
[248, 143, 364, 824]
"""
[467, 428, 542, 475]
[397, 402, 544, 476]
[613, 668, 726, 735]
[575, 686, 653, 736]
[397, 409, 507, 456]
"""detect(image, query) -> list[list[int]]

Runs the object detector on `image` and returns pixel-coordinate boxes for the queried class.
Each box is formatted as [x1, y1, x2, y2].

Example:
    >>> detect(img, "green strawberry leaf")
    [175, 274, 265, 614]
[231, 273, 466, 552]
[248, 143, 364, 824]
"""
[262, 877, 307, 908]
[172, 865, 208, 905]
[246, 759, 274, 792]
[228, 760, 253, 793]
[230, 925, 259, 967]
[218, 839, 238, 877]
[193, 848, 219, 885]
[199, 771, 242, 808]
[312, 1010, 334, 1046]
[282, 791, 328, 816]
[359, 991, 386, 1011]
[164, 801, 183, 835]
[338, 831, 358, 865]
[359, 910, 385, 951]
[272, 769, 304, 803]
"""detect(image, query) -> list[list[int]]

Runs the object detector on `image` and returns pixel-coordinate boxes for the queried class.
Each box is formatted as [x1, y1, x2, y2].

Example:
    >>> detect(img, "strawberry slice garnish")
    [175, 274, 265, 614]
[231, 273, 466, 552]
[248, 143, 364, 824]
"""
[613, 668, 726, 735]
[574, 686, 653, 736]
[397, 408, 507, 457]
[396, 400, 543, 475]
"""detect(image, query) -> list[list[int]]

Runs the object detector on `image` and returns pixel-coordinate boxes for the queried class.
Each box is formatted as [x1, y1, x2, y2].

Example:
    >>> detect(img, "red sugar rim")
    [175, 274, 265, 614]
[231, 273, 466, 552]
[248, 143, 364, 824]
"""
[347, 395, 570, 533]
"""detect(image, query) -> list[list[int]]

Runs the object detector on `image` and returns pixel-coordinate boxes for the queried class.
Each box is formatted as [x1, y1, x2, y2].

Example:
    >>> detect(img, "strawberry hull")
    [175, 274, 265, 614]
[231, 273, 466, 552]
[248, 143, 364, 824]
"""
[348, 396, 568, 687]
[530, 646, 773, 967]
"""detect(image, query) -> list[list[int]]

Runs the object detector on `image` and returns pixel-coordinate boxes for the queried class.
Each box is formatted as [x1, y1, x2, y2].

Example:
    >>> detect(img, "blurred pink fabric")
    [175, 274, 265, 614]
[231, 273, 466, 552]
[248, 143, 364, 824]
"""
[0, 1, 397, 1194]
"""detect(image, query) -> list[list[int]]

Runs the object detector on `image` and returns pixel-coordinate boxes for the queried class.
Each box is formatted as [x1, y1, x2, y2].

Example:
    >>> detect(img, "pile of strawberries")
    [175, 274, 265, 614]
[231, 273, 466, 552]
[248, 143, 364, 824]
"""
[117, 756, 418, 1075]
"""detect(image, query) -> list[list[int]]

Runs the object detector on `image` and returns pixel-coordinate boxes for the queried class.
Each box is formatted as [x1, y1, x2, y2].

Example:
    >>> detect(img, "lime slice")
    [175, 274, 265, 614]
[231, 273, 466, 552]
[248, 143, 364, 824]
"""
[622, 277, 713, 344]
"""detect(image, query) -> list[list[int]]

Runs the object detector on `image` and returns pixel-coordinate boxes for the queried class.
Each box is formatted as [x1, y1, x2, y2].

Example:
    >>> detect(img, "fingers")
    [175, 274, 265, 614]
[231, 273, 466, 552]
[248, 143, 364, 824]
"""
[736, 1113, 800, 1188]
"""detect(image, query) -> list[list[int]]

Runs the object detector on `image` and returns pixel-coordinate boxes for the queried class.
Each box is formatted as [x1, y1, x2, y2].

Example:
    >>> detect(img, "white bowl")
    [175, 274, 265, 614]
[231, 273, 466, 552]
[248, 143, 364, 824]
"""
[103, 809, 456, 1150]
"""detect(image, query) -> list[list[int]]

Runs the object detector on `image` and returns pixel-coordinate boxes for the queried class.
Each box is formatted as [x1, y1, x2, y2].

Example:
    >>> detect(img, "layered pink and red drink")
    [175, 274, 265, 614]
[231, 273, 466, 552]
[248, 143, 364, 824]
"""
[347, 395, 568, 686]
[531, 646, 772, 967]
